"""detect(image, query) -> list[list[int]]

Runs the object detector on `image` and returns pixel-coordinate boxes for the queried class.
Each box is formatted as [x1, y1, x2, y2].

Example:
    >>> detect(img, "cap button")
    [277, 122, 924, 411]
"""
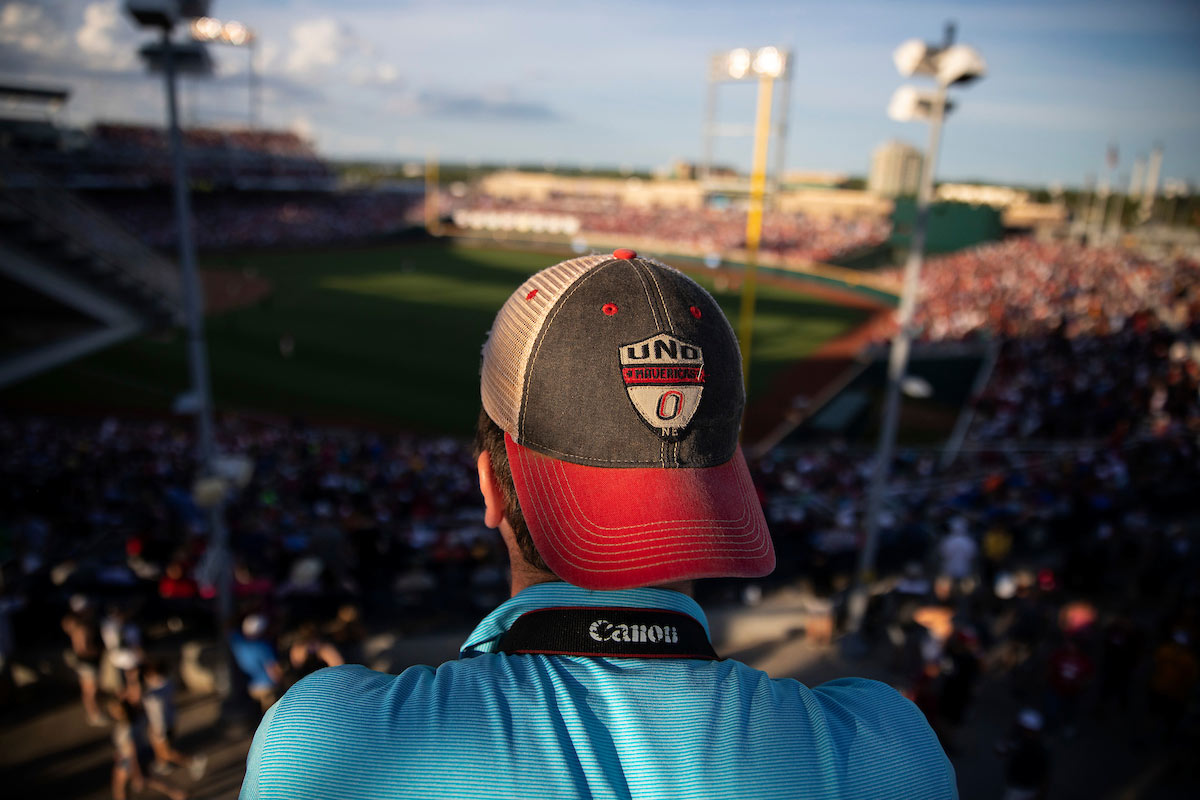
[612, 248, 637, 260]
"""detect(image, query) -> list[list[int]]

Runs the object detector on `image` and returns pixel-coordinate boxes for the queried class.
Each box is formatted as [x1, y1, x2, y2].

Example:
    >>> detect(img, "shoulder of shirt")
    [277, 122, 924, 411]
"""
[272, 663, 424, 716]
[246, 665, 955, 798]
[242, 664, 421, 798]
[807, 676, 934, 735]
[808, 677, 958, 794]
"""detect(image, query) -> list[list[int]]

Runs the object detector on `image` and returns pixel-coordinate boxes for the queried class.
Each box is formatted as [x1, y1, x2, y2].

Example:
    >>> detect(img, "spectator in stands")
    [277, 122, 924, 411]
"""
[100, 604, 144, 702]
[1045, 636, 1093, 737]
[229, 614, 282, 714]
[62, 598, 106, 726]
[283, 621, 344, 689]
[996, 708, 1051, 800]
[938, 626, 983, 753]
[1146, 629, 1198, 741]
[142, 659, 207, 780]
[104, 692, 187, 800]
[938, 516, 979, 599]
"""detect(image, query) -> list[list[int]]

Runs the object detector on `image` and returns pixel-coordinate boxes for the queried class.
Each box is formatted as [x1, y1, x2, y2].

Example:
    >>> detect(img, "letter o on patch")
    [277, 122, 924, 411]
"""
[647, 625, 663, 643]
[656, 390, 684, 420]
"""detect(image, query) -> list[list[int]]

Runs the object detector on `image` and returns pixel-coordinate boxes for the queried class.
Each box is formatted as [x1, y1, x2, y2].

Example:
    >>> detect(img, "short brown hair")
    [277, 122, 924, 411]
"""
[473, 408, 553, 574]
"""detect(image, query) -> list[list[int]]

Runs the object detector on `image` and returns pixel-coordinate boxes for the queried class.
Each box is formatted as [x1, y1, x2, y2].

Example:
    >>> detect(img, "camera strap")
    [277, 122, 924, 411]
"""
[496, 606, 718, 660]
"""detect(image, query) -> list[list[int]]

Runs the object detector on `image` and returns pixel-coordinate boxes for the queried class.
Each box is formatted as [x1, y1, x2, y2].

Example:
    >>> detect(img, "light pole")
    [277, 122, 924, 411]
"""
[701, 46, 790, 390]
[126, 1, 236, 690]
[738, 47, 787, 390]
[842, 26, 985, 646]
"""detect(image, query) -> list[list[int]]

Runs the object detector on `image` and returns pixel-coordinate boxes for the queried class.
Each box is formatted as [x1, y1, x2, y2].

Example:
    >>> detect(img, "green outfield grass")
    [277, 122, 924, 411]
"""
[2, 243, 869, 435]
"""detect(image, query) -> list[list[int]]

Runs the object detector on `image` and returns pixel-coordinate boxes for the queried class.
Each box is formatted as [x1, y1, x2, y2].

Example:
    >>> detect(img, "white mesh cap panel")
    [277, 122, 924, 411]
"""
[481, 253, 615, 436]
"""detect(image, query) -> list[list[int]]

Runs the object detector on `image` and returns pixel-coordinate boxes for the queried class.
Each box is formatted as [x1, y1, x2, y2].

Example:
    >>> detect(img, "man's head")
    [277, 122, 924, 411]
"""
[476, 249, 774, 590]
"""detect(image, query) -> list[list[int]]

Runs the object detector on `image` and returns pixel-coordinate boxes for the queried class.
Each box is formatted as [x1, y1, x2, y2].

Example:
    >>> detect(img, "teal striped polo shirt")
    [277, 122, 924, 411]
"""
[240, 583, 956, 799]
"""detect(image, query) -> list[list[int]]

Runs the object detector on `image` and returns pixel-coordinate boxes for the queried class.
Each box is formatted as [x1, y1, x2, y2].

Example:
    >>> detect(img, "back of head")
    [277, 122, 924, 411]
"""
[242, 613, 268, 639]
[479, 249, 774, 590]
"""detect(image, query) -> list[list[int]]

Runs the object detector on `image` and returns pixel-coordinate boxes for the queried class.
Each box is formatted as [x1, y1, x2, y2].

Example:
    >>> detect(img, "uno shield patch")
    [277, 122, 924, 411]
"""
[619, 333, 704, 435]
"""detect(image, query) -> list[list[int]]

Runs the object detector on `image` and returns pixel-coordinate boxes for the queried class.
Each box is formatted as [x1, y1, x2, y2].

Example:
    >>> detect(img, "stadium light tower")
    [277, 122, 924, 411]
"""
[126, 1, 236, 681]
[843, 23, 985, 646]
[189, 15, 259, 127]
[703, 46, 792, 389]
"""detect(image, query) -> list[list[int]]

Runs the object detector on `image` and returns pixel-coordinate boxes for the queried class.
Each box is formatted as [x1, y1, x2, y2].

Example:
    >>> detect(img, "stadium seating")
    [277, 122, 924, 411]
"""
[0, 150, 182, 387]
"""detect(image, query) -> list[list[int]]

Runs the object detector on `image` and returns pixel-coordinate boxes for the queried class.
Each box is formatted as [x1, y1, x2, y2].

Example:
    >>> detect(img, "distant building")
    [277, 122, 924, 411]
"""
[478, 170, 707, 209]
[936, 183, 1030, 207]
[869, 140, 923, 197]
[477, 170, 890, 221]
[781, 170, 850, 189]
[931, 183, 1069, 232]
[668, 160, 697, 180]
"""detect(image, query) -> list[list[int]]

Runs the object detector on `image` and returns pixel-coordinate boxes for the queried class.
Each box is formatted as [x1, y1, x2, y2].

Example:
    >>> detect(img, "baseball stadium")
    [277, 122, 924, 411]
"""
[1, 2, 1199, 799]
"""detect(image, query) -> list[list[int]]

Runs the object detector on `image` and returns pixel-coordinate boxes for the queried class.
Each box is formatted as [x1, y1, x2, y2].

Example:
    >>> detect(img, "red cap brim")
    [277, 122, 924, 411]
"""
[505, 434, 775, 590]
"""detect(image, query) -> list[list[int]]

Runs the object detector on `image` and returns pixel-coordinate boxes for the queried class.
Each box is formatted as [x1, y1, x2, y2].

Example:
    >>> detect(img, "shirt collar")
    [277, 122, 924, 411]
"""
[460, 582, 711, 657]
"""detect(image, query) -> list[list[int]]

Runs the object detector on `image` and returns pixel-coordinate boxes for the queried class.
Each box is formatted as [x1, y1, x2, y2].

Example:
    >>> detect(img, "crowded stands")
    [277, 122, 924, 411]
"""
[29, 123, 334, 192]
[883, 239, 1198, 342]
[868, 239, 1200, 446]
[443, 194, 890, 263]
[95, 190, 425, 250]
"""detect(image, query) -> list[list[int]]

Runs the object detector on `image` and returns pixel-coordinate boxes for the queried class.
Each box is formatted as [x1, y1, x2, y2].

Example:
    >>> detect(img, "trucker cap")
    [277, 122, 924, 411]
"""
[480, 249, 774, 590]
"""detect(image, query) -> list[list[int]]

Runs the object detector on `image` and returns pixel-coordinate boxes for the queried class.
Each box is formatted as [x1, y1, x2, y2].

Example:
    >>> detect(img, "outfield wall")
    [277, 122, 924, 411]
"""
[443, 228, 900, 309]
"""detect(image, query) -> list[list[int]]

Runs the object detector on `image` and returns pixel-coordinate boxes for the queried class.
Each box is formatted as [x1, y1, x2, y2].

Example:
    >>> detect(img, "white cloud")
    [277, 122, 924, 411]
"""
[375, 63, 398, 84]
[75, 1, 137, 70]
[285, 18, 358, 74]
[0, 1, 68, 57]
[1, 2, 42, 31]
[0, 0, 138, 73]
[349, 62, 401, 87]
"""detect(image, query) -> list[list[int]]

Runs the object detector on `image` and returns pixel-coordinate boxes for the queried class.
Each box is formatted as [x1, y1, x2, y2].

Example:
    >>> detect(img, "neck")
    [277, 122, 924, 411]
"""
[509, 567, 559, 596]
[509, 576, 696, 598]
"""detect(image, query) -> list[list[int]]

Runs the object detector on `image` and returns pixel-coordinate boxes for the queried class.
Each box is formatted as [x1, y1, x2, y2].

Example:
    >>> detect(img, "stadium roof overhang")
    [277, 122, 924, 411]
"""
[0, 85, 71, 106]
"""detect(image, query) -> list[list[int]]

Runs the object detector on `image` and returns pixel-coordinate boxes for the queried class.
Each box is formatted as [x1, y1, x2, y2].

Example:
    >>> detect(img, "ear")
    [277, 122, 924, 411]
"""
[477, 450, 505, 530]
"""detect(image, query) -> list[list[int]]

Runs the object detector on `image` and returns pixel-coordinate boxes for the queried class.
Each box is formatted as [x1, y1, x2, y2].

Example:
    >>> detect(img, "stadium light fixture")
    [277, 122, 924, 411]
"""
[892, 36, 984, 86]
[190, 16, 255, 46]
[727, 48, 751, 80]
[137, 39, 213, 74]
[844, 23, 986, 647]
[190, 14, 222, 40]
[892, 39, 931, 77]
[188, 15, 259, 126]
[752, 46, 785, 78]
[223, 20, 250, 46]
[711, 46, 791, 83]
[935, 44, 986, 87]
[887, 86, 955, 123]
[126, 0, 211, 29]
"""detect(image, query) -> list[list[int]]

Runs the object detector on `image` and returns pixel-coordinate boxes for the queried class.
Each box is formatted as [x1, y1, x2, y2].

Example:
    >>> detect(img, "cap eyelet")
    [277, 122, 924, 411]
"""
[602, 303, 618, 316]
[689, 305, 702, 319]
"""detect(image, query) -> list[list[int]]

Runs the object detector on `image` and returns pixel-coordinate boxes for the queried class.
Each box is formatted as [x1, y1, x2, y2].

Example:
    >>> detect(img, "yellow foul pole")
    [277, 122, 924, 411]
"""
[425, 154, 440, 236]
[738, 74, 774, 390]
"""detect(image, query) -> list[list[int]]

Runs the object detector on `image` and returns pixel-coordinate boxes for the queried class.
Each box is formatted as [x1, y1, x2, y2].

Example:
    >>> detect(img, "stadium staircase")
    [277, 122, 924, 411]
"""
[0, 149, 182, 388]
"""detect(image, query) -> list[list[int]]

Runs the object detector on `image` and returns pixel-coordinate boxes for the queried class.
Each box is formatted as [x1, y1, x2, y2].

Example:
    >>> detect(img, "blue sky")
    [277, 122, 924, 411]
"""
[2, 0, 1198, 188]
